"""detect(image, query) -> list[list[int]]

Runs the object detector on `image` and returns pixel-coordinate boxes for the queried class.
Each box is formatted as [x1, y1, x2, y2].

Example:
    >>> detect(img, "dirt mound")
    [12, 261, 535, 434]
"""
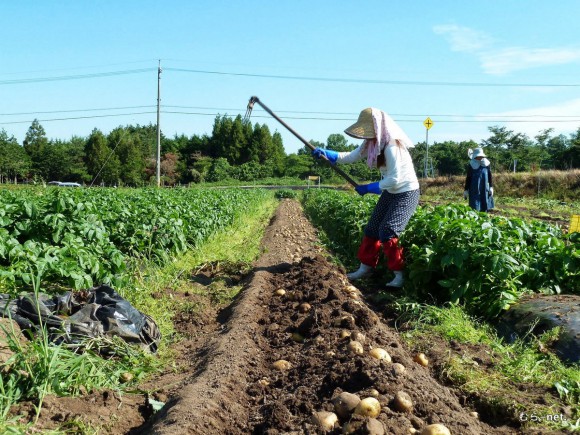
[146, 200, 518, 434]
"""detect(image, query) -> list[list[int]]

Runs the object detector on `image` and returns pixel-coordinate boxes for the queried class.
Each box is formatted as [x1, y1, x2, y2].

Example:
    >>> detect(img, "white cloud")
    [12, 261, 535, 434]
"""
[479, 47, 580, 75]
[434, 25, 580, 75]
[433, 24, 493, 52]
[478, 98, 580, 137]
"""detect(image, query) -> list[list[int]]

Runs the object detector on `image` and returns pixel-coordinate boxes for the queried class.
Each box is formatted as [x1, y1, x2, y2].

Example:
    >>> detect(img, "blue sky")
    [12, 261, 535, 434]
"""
[1, 1, 579, 154]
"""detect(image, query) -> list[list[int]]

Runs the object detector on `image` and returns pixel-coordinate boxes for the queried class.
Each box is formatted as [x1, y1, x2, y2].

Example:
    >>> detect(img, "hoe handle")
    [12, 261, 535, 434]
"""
[247, 96, 359, 188]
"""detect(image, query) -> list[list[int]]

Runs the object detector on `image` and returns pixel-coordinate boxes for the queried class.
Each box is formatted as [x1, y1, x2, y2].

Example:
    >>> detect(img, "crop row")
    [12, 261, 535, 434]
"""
[0, 187, 272, 293]
[302, 190, 579, 318]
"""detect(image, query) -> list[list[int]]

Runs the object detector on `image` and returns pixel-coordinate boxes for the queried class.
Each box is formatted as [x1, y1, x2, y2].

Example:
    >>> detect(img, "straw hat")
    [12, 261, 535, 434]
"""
[344, 108, 376, 139]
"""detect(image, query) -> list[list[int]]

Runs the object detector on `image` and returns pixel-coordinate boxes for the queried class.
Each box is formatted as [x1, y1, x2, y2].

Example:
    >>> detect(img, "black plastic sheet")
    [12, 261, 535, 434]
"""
[0, 285, 160, 354]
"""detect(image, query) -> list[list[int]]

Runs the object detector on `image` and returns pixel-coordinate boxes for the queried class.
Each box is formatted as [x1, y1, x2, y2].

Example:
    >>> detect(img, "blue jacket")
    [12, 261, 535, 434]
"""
[465, 164, 494, 212]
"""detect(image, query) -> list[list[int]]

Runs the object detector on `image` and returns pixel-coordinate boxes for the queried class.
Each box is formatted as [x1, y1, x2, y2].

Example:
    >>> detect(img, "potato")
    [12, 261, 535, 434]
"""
[332, 391, 360, 419]
[392, 363, 406, 376]
[291, 332, 305, 343]
[354, 397, 381, 418]
[340, 330, 352, 340]
[420, 424, 451, 435]
[414, 353, 429, 367]
[119, 372, 133, 383]
[344, 284, 359, 294]
[348, 340, 364, 355]
[272, 359, 292, 371]
[369, 347, 391, 362]
[274, 288, 286, 296]
[368, 388, 380, 398]
[310, 411, 338, 432]
[343, 417, 385, 435]
[298, 302, 311, 313]
[351, 331, 366, 343]
[393, 391, 413, 413]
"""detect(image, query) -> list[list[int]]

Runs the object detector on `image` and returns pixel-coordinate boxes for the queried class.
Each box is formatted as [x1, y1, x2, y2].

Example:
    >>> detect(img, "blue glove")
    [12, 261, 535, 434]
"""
[311, 148, 338, 164]
[355, 182, 382, 196]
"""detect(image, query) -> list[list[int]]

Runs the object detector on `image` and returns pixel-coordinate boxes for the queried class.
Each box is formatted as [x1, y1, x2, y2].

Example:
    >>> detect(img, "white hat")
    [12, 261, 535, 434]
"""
[470, 147, 487, 159]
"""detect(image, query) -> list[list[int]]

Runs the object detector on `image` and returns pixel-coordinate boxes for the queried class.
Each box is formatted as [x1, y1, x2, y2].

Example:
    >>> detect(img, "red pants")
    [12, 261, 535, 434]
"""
[357, 236, 404, 271]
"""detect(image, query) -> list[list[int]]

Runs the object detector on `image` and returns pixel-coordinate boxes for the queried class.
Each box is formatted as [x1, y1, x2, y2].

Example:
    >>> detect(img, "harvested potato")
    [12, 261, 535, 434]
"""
[369, 347, 391, 362]
[414, 353, 429, 367]
[274, 288, 286, 296]
[351, 331, 366, 343]
[340, 330, 352, 340]
[393, 391, 413, 413]
[420, 424, 451, 435]
[332, 391, 360, 419]
[348, 340, 364, 355]
[272, 359, 292, 371]
[343, 417, 385, 435]
[344, 284, 358, 294]
[354, 397, 381, 418]
[291, 332, 305, 343]
[119, 372, 133, 383]
[310, 411, 338, 432]
[392, 363, 406, 376]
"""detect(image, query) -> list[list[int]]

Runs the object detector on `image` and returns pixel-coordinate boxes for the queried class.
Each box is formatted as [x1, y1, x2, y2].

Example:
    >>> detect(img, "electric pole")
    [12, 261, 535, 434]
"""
[156, 60, 162, 187]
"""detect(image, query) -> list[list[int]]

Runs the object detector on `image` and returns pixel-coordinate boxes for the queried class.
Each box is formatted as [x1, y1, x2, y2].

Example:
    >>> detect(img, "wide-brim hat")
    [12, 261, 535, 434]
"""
[344, 108, 376, 139]
[471, 147, 487, 159]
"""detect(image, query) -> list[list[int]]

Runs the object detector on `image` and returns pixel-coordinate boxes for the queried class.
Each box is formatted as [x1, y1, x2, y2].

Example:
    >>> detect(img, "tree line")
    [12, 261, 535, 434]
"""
[1, 116, 579, 186]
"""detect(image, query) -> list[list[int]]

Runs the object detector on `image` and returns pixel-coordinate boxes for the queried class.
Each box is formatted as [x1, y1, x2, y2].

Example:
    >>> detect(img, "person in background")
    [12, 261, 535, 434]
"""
[312, 108, 420, 288]
[464, 147, 494, 212]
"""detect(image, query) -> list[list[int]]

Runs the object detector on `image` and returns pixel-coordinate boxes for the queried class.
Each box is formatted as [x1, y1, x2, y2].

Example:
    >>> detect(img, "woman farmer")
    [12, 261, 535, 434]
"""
[312, 108, 420, 288]
[464, 147, 494, 212]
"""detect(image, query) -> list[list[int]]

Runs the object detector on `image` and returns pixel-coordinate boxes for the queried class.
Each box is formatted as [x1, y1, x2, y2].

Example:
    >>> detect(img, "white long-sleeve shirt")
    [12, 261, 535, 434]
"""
[337, 142, 419, 194]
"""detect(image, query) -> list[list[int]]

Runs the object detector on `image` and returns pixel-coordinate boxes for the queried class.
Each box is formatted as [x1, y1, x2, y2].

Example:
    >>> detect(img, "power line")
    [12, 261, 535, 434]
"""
[0, 68, 155, 85]
[163, 111, 580, 124]
[0, 111, 156, 125]
[165, 67, 580, 88]
[0, 105, 155, 116]
[1, 104, 579, 121]
[1, 110, 579, 127]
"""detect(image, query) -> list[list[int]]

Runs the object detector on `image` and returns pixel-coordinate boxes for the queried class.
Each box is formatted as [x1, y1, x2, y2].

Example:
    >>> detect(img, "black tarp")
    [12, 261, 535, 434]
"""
[0, 285, 160, 354]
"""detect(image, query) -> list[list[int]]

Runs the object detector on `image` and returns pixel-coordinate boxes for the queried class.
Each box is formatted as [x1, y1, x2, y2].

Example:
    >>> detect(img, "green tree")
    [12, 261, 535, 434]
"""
[110, 128, 148, 186]
[84, 128, 120, 186]
[326, 134, 351, 151]
[284, 154, 314, 179]
[206, 157, 232, 182]
[0, 129, 30, 182]
[23, 119, 49, 177]
[564, 127, 580, 169]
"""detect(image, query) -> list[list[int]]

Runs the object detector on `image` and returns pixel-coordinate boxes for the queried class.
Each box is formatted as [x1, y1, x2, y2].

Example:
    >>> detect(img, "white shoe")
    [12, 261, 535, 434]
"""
[347, 263, 373, 280]
[386, 271, 404, 288]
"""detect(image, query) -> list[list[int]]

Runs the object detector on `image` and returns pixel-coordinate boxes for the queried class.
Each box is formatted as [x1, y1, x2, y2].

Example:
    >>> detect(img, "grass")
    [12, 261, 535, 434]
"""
[397, 303, 580, 432]
[0, 191, 279, 433]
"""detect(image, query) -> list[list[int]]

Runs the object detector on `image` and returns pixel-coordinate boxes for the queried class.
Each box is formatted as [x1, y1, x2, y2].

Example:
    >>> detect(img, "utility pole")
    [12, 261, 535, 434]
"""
[156, 60, 162, 187]
[423, 117, 434, 177]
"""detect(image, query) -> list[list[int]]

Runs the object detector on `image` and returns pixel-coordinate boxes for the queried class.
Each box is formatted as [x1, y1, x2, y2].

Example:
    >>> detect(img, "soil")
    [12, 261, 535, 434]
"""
[11, 199, 573, 434]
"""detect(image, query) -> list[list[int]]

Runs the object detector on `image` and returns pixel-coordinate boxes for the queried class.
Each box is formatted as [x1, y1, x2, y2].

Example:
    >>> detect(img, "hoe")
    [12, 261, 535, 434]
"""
[244, 96, 359, 188]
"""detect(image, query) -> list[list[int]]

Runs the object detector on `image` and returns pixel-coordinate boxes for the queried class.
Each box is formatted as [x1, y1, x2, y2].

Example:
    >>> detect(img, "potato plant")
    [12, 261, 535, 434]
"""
[302, 190, 579, 318]
[0, 187, 271, 294]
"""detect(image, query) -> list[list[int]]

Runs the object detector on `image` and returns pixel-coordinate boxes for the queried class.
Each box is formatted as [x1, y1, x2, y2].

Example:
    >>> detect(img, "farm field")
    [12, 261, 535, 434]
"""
[0, 186, 578, 434]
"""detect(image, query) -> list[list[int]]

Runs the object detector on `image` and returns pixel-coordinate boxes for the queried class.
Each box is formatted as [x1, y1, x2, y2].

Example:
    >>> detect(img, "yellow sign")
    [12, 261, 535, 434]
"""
[423, 117, 434, 130]
[570, 215, 580, 233]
